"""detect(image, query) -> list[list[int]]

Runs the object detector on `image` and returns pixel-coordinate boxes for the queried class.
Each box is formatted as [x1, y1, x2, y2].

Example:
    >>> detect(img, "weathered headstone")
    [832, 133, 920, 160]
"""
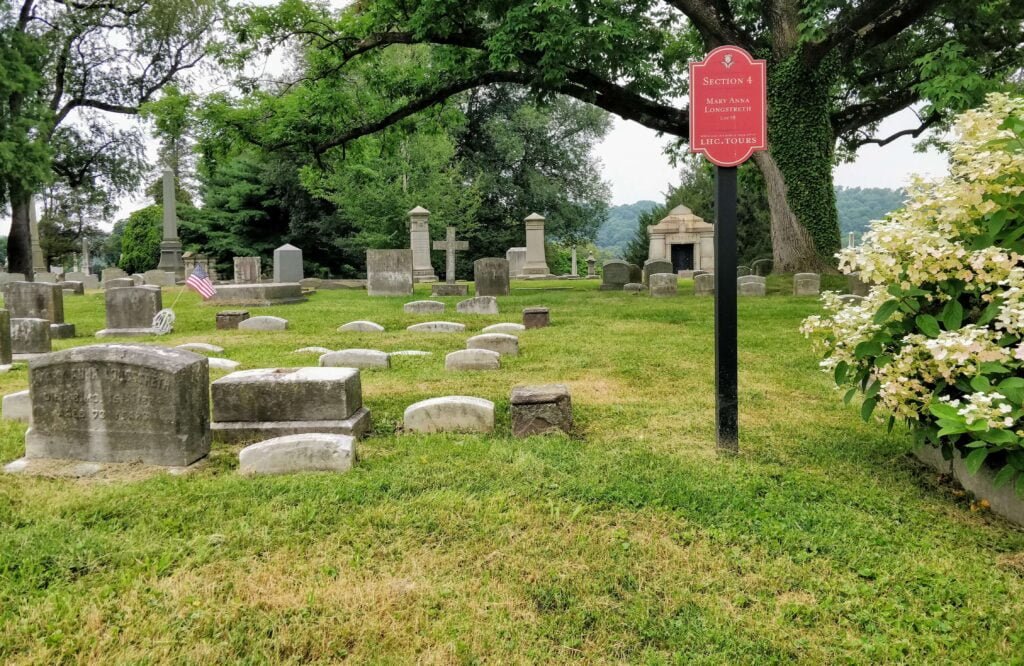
[11, 318, 50, 356]
[96, 286, 162, 337]
[408, 206, 437, 282]
[467, 333, 519, 356]
[239, 433, 356, 476]
[130, 274, 144, 286]
[642, 259, 673, 285]
[522, 213, 551, 276]
[143, 269, 175, 286]
[510, 384, 572, 437]
[273, 243, 304, 283]
[473, 258, 510, 297]
[2, 390, 30, 422]
[403, 397, 495, 433]
[24, 345, 210, 466]
[624, 283, 646, 293]
[217, 311, 250, 330]
[338, 320, 385, 333]
[0, 309, 11, 368]
[101, 267, 128, 284]
[794, 272, 821, 296]
[586, 253, 597, 278]
[404, 300, 445, 314]
[34, 272, 58, 283]
[694, 273, 715, 296]
[238, 315, 288, 331]
[407, 321, 466, 333]
[601, 261, 631, 291]
[233, 256, 262, 284]
[649, 273, 678, 297]
[457, 295, 499, 315]
[445, 349, 500, 371]
[628, 264, 642, 284]
[482, 323, 525, 334]
[523, 307, 550, 329]
[737, 275, 767, 296]
[1, 281, 74, 338]
[0, 273, 26, 285]
[506, 247, 527, 278]
[211, 367, 371, 441]
[366, 249, 414, 297]
[319, 349, 390, 369]
[61, 281, 84, 296]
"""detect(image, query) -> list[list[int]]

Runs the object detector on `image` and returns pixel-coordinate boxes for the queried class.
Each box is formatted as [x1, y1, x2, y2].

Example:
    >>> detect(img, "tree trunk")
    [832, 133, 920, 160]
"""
[753, 151, 832, 273]
[7, 184, 33, 279]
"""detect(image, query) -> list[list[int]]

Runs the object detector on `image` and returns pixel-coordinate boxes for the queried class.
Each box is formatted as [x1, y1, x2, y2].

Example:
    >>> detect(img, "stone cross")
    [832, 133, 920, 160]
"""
[432, 227, 469, 284]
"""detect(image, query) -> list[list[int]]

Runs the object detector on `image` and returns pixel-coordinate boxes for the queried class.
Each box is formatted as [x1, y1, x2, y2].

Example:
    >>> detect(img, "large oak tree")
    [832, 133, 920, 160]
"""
[235, 0, 1024, 271]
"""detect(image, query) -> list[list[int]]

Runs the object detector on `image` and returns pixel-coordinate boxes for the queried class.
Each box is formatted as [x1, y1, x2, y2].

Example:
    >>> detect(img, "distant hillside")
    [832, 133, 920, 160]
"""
[597, 200, 658, 255]
[836, 186, 905, 242]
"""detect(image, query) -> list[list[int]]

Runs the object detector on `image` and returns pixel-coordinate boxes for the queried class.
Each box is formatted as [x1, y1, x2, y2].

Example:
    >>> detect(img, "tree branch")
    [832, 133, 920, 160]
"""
[846, 111, 941, 148]
[805, 0, 944, 63]
[663, 0, 753, 49]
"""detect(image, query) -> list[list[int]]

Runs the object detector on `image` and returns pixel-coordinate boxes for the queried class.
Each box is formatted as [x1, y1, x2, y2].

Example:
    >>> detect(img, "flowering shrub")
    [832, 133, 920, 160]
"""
[803, 93, 1024, 493]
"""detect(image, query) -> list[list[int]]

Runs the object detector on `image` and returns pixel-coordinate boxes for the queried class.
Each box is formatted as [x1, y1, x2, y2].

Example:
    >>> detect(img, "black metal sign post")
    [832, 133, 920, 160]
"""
[714, 166, 739, 452]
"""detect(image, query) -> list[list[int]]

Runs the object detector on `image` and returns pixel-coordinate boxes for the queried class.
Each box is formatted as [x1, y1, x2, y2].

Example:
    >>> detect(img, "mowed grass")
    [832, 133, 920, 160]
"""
[1, 277, 1023, 664]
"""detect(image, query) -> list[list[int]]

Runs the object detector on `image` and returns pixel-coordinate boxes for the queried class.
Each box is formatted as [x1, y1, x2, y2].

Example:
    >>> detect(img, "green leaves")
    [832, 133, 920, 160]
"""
[915, 314, 941, 338]
[854, 340, 882, 359]
[941, 299, 964, 331]
[873, 299, 901, 324]
[964, 448, 988, 474]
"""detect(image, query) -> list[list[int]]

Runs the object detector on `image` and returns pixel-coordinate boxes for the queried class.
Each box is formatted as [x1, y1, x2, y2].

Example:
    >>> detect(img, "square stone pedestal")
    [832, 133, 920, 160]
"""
[510, 384, 572, 437]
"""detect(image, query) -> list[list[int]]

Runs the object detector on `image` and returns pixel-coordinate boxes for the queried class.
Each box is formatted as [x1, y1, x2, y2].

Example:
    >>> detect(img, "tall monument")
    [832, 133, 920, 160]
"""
[157, 168, 185, 279]
[521, 212, 551, 277]
[29, 198, 45, 273]
[82, 237, 91, 275]
[408, 206, 437, 282]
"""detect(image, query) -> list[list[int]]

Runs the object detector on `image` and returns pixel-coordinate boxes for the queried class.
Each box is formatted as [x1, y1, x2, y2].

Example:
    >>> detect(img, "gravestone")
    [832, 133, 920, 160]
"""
[649, 273, 678, 297]
[0, 273, 26, 284]
[338, 320, 385, 333]
[143, 269, 175, 286]
[794, 273, 821, 296]
[510, 384, 573, 437]
[483, 323, 525, 334]
[586, 253, 597, 278]
[101, 267, 128, 284]
[233, 256, 262, 284]
[738, 275, 767, 296]
[156, 168, 185, 279]
[273, 244, 304, 283]
[523, 307, 550, 329]
[467, 333, 519, 356]
[432, 226, 469, 296]
[457, 295, 499, 315]
[628, 264, 642, 284]
[96, 286, 162, 337]
[216, 310, 250, 330]
[130, 274, 144, 286]
[624, 283, 646, 293]
[407, 321, 465, 333]
[506, 247, 527, 278]
[404, 300, 445, 314]
[848, 272, 870, 296]
[366, 249, 414, 296]
[1, 281, 74, 338]
[408, 206, 437, 282]
[238, 316, 288, 331]
[11, 318, 50, 356]
[403, 397, 495, 434]
[473, 258, 510, 297]
[34, 272, 58, 283]
[239, 434, 355, 476]
[694, 273, 715, 296]
[62, 281, 84, 296]
[601, 261, 631, 291]
[445, 348, 500, 371]
[24, 345, 210, 466]
[522, 213, 551, 276]
[0, 309, 11, 368]
[642, 259, 673, 285]
[2, 390, 30, 422]
[319, 349, 390, 369]
[211, 367, 371, 441]
[105, 277, 134, 290]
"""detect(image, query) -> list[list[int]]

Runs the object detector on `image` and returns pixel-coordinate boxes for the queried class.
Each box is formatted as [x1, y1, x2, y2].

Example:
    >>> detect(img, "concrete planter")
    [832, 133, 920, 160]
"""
[914, 446, 1024, 526]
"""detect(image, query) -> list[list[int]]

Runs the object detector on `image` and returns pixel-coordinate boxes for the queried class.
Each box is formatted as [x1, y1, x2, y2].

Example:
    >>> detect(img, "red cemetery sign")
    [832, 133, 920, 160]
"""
[689, 46, 767, 167]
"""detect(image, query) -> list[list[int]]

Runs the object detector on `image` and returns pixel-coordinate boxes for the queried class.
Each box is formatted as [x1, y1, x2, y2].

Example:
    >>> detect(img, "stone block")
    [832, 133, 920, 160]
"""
[404, 300, 445, 314]
[207, 283, 305, 306]
[506, 247, 527, 278]
[319, 349, 390, 369]
[273, 244, 304, 283]
[34, 272, 58, 283]
[523, 307, 550, 329]
[794, 273, 821, 296]
[403, 396, 495, 433]
[24, 345, 210, 466]
[738, 275, 766, 296]
[238, 316, 288, 331]
[510, 384, 572, 437]
[209, 358, 240, 371]
[601, 261, 631, 290]
[239, 433, 355, 476]
[445, 348, 500, 371]
[431, 283, 468, 297]
[0, 273, 26, 284]
[216, 310, 250, 330]
[366, 249, 413, 297]
[623, 282, 646, 293]
[2, 389, 31, 422]
[62, 281, 85, 295]
[407, 321, 466, 333]
[233, 256, 261, 283]
[338, 320, 385, 333]
[467, 333, 519, 356]
[105, 278, 134, 290]
[473, 258, 510, 296]
[101, 267, 128, 283]
[649, 273, 678, 297]
[11, 318, 51, 355]
[482, 323, 525, 334]
[457, 296, 499, 315]
[642, 259, 673, 285]
[96, 286, 161, 337]
[143, 269, 175, 286]
[694, 273, 715, 296]
[2, 281, 67, 324]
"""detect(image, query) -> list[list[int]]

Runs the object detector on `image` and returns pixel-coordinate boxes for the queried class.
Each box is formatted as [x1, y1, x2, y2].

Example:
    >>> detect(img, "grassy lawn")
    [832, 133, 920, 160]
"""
[1, 277, 1022, 663]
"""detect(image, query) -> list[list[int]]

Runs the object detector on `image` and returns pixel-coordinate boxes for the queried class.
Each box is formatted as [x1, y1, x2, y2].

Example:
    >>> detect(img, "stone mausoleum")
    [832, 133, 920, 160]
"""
[646, 204, 715, 275]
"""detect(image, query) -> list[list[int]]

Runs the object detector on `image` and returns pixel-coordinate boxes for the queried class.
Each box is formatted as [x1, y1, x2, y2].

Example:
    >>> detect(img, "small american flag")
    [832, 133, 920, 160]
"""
[185, 264, 217, 299]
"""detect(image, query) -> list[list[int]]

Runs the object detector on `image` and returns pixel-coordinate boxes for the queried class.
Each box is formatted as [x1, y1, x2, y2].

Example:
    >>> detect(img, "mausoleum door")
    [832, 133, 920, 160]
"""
[671, 244, 695, 271]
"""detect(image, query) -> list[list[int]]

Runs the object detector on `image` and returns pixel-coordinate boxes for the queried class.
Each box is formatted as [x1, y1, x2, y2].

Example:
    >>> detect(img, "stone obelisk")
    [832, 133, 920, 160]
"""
[408, 206, 437, 282]
[29, 198, 45, 273]
[82, 237, 91, 275]
[157, 168, 185, 279]
[522, 212, 551, 276]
